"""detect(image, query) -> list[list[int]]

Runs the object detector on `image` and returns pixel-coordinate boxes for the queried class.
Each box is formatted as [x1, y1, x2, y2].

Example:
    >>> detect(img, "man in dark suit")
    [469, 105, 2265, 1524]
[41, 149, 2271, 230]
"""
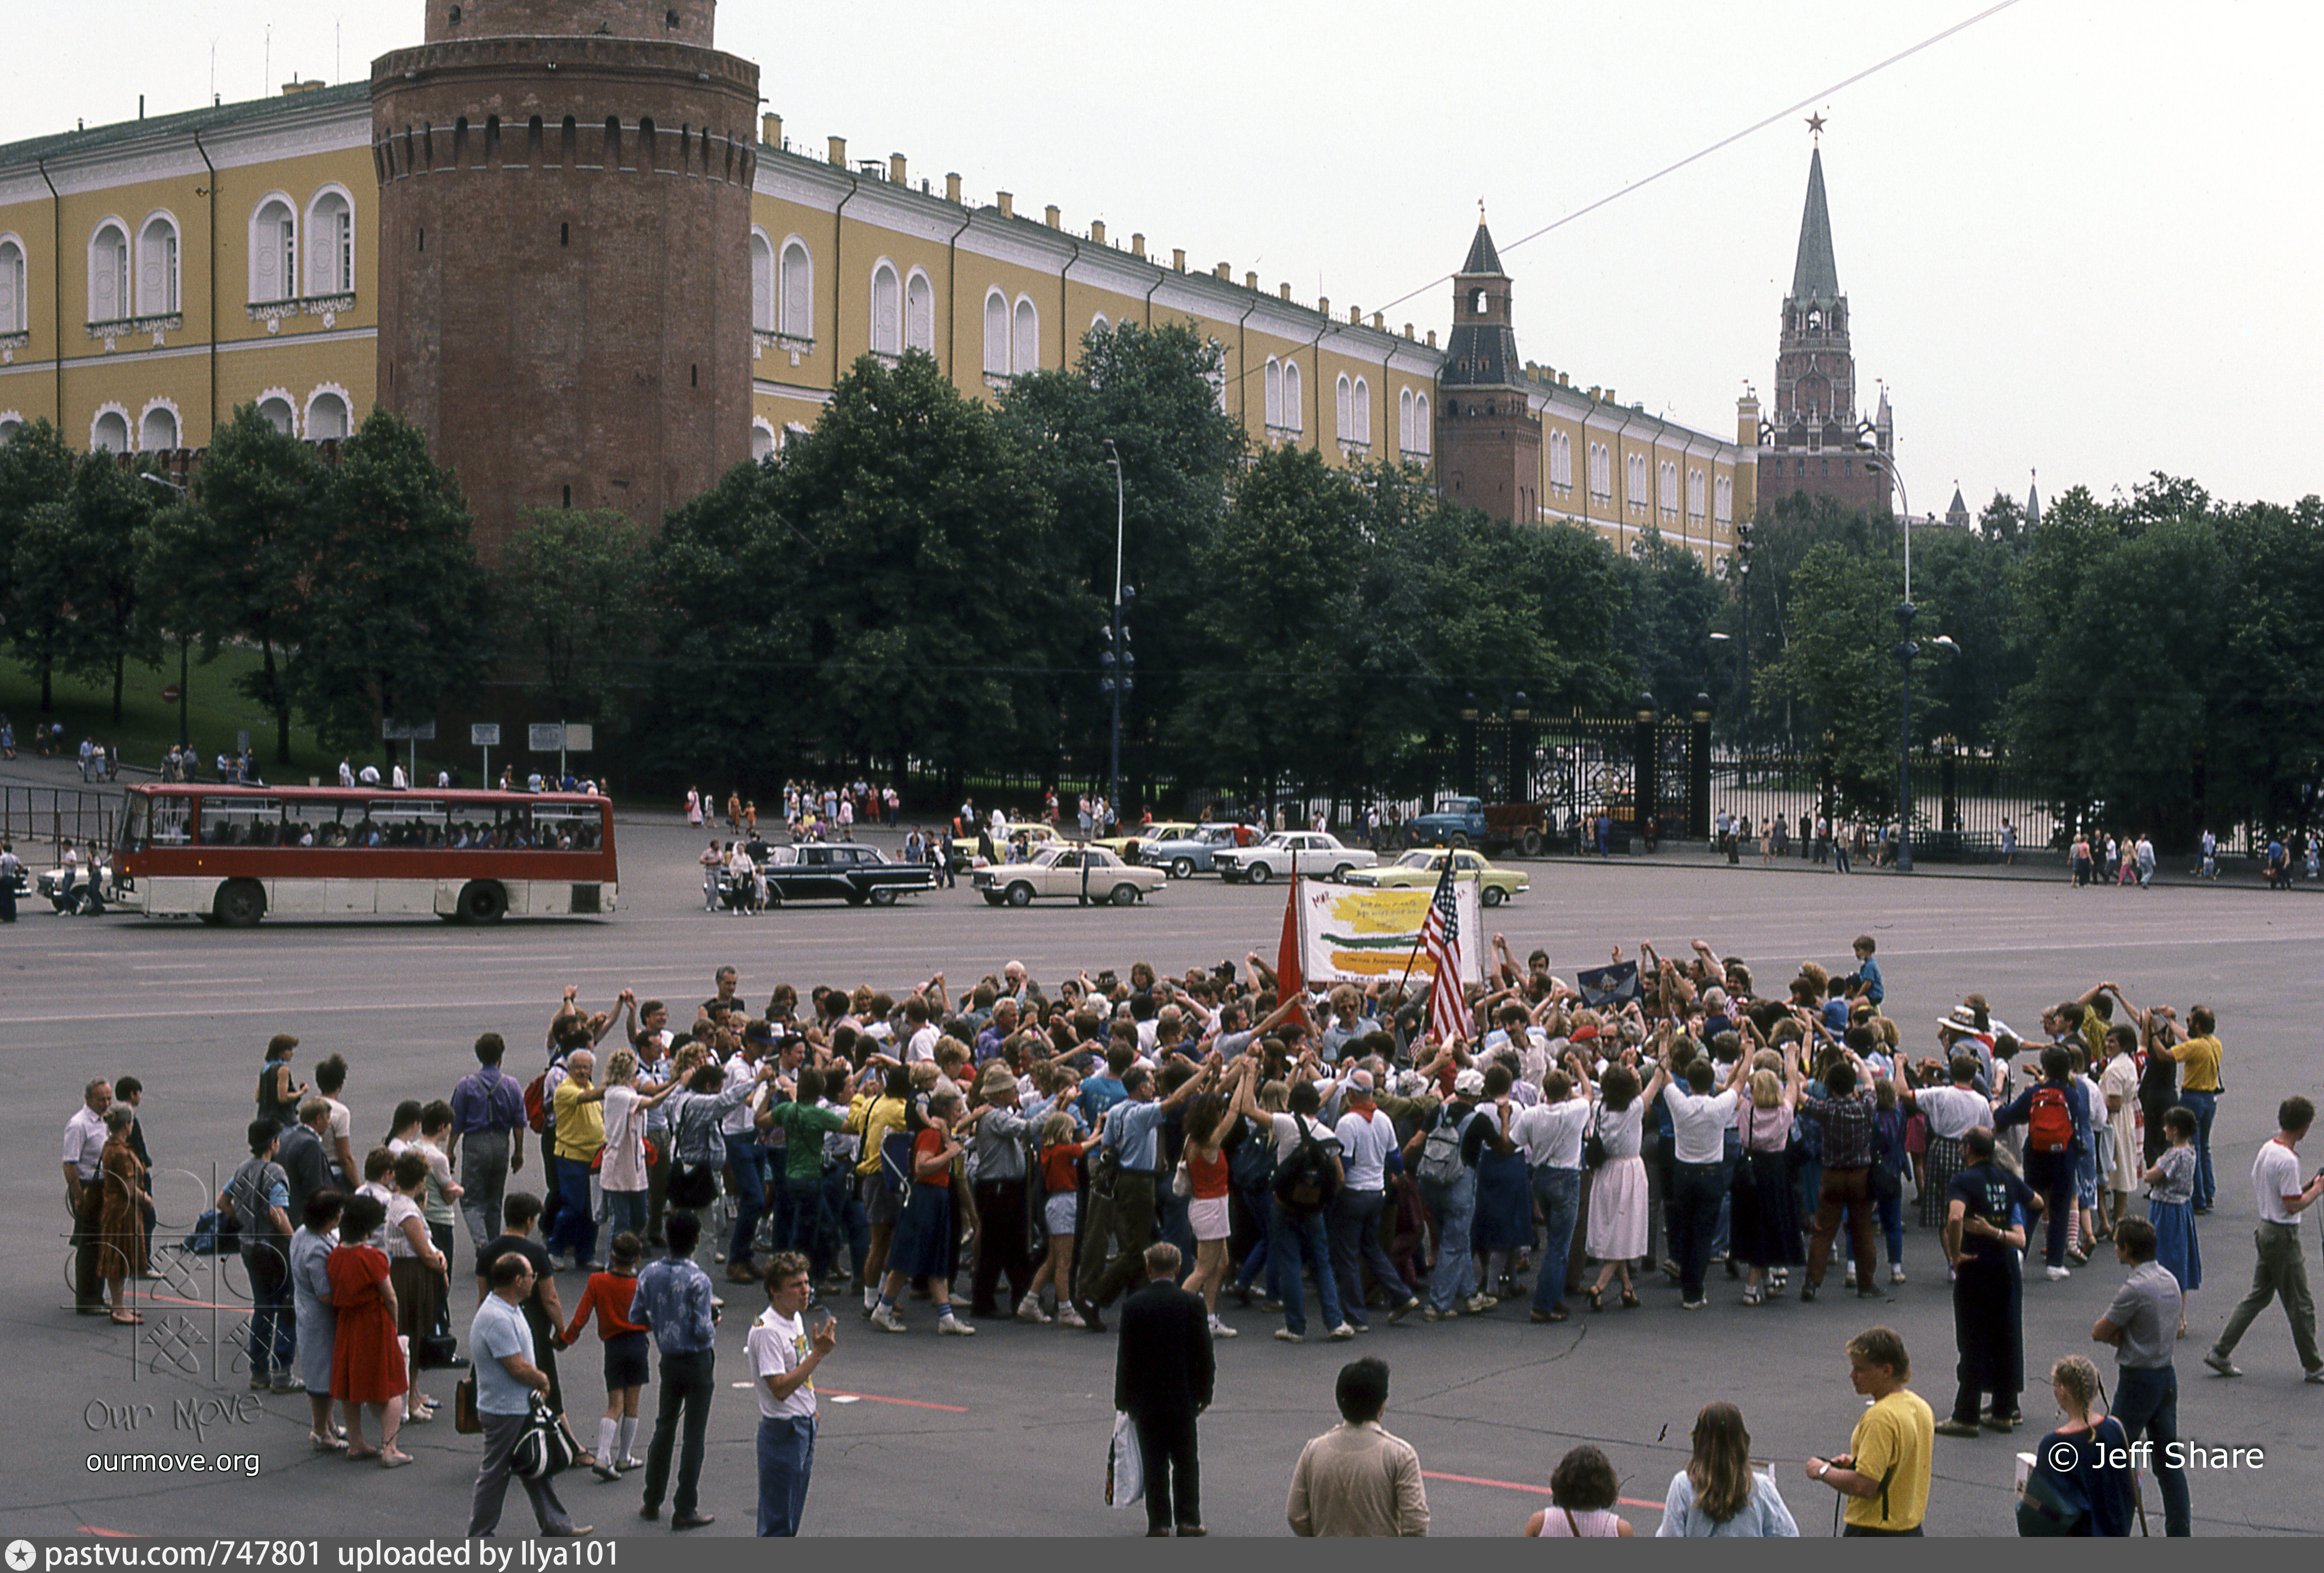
[1113, 1242, 1214, 1537]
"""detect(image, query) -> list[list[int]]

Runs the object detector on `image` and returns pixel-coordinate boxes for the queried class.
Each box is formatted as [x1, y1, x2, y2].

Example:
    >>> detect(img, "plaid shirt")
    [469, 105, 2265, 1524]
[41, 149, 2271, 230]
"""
[1800, 1089, 1876, 1170]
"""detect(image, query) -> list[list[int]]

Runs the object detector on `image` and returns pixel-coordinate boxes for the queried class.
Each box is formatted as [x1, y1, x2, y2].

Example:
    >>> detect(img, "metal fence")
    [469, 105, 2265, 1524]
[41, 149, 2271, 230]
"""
[0, 786, 121, 859]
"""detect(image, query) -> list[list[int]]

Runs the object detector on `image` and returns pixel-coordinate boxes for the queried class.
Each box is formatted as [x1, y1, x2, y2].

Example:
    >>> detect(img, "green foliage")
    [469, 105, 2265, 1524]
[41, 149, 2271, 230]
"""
[1755, 540, 1903, 816]
[291, 409, 493, 754]
[497, 509, 652, 731]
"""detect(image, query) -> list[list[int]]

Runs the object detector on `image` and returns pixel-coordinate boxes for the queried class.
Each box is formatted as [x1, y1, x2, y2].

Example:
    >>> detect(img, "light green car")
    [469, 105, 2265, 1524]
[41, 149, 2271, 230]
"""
[1341, 847, 1528, 905]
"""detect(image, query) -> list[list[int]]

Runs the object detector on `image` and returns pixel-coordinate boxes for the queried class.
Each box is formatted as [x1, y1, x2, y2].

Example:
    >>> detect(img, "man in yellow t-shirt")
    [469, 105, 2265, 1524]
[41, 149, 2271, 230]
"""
[846, 1077, 912, 1314]
[550, 1051, 608, 1271]
[1804, 1326, 1934, 1535]
[2168, 1006, 2224, 1212]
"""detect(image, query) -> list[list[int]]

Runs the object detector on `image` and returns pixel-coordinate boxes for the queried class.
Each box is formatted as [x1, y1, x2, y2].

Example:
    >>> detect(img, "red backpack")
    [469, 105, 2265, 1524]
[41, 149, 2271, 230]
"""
[2026, 1084, 2075, 1153]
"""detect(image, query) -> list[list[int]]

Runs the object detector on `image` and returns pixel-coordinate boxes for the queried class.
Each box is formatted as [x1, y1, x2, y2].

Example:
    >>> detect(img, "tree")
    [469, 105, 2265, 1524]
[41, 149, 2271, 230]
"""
[497, 509, 652, 732]
[1755, 540, 1904, 818]
[1616, 526, 1723, 718]
[141, 404, 329, 762]
[10, 453, 158, 721]
[293, 409, 493, 756]
[773, 351, 1090, 788]
[0, 421, 79, 710]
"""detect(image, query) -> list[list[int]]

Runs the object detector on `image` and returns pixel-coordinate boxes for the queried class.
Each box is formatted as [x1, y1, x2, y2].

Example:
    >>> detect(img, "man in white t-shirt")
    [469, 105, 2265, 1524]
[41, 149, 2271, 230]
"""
[1328, 1074, 1421, 1329]
[1513, 1065, 1594, 1321]
[2205, 1096, 2324, 1380]
[748, 1253, 836, 1536]
[1663, 1055, 1746, 1310]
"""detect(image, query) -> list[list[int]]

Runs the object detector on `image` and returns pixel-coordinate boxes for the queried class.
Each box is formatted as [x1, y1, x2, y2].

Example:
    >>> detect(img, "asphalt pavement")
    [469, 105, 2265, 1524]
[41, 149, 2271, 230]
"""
[3, 803, 2321, 1538]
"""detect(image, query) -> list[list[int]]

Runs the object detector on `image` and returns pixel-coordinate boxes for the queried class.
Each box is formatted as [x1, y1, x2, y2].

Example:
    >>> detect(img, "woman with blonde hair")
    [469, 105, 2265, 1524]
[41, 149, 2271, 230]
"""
[2019, 1355, 2135, 1536]
[1656, 1402, 1797, 1536]
[1732, 1044, 1807, 1304]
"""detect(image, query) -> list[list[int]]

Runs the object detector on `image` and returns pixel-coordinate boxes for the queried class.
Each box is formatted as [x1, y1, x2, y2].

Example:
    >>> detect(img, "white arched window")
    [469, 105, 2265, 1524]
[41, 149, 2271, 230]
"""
[89, 220, 130, 322]
[305, 187, 353, 296]
[1626, 452, 1647, 510]
[1090, 311, 1110, 334]
[1011, 296, 1038, 373]
[1282, 360, 1302, 433]
[137, 213, 181, 315]
[750, 420, 776, 462]
[249, 196, 296, 303]
[140, 404, 180, 452]
[869, 261, 901, 356]
[1398, 387, 1415, 452]
[0, 236, 23, 334]
[1412, 392, 1430, 455]
[983, 289, 1009, 376]
[1589, 442, 1611, 499]
[749, 230, 775, 333]
[905, 270, 934, 353]
[1687, 467, 1706, 520]
[305, 389, 350, 441]
[256, 395, 296, 436]
[91, 408, 130, 453]
[1352, 378, 1370, 443]
[1658, 459, 1677, 515]
[1264, 358, 1283, 429]
[1549, 431, 1571, 489]
[1335, 374, 1353, 440]
[778, 239, 812, 339]
[1715, 475, 1733, 526]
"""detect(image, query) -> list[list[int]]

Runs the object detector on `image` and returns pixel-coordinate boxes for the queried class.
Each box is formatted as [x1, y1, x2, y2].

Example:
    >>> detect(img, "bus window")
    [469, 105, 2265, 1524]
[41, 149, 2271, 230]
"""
[367, 799, 449, 848]
[279, 799, 328, 848]
[202, 798, 284, 847]
[119, 794, 150, 857]
[532, 805, 599, 850]
[152, 798, 192, 846]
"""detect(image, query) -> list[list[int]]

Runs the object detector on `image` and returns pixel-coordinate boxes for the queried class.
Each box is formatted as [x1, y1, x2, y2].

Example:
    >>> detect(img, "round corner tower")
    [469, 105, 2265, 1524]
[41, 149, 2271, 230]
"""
[371, 0, 759, 553]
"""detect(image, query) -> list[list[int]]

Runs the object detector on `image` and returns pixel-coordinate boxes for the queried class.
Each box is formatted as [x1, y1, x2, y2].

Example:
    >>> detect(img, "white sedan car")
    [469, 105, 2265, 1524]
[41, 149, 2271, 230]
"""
[1211, 832, 1379, 884]
[971, 844, 1166, 907]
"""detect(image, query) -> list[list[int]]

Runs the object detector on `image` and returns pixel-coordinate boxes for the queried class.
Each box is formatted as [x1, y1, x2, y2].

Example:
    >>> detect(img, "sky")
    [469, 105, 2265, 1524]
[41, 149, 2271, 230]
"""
[6, 0, 2321, 513]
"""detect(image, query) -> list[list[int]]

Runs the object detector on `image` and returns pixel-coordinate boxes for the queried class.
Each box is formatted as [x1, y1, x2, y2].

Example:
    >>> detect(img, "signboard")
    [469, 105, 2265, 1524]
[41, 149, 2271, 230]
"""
[563, 723, 593, 752]
[528, 723, 565, 752]
[1294, 879, 1484, 985]
[160, 685, 180, 703]
[381, 719, 437, 741]
[470, 723, 502, 747]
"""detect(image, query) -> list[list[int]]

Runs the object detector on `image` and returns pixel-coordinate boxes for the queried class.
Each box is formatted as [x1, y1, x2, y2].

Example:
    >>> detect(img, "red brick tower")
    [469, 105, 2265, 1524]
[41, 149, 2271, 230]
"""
[1434, 217, 1542, 525]
[371, 0, 759, 553]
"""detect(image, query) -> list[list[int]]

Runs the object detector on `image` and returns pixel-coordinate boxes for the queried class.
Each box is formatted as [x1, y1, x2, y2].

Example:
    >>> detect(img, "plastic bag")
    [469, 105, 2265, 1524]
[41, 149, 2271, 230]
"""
[1105, 1411, 1144, 1508]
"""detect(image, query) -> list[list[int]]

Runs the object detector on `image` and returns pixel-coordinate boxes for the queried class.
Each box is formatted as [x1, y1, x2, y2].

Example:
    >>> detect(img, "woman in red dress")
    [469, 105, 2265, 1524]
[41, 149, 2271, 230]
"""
[328, 1194, 410, 1465]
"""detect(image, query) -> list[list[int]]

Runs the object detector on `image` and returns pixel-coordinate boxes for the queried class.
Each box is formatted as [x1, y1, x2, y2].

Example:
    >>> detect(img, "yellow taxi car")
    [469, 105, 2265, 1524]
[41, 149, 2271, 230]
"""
[1092, 822, 1200, 862]
[1340, 847, 1529, 906]
[948, 821, 1064, 866]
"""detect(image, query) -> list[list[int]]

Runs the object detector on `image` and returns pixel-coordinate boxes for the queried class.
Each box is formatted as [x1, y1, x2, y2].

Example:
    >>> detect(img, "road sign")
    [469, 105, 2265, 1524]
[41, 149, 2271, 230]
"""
[382, 719, 437, 741]
[471, 723, 502, 747]
[160, 685, 180, 703]
[528, 723, 565, 752]
[563, 723, 594, 752]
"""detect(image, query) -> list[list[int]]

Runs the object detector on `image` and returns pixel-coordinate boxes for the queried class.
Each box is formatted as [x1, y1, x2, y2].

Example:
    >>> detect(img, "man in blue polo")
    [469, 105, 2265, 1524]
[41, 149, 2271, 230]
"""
[450, 1031, 527, 1254]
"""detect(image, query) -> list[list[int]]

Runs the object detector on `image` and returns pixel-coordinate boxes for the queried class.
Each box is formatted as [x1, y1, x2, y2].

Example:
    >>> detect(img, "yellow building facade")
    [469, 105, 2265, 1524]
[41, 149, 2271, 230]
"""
[0, 83, 1748, 567]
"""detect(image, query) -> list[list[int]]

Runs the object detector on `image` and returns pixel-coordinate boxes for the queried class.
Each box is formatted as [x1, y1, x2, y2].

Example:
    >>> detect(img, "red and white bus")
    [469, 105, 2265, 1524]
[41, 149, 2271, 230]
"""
[113, 784, 618, 926]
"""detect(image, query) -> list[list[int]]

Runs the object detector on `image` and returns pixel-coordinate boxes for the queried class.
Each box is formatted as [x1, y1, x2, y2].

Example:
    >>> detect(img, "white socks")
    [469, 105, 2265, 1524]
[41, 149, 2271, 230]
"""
[617, 1416, 638, 1463]
[597, 1418, 617, 1464]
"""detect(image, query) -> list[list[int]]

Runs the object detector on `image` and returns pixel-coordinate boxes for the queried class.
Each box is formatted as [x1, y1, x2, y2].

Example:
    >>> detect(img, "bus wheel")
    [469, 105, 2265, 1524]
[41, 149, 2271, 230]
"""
[215, 881, 266, 928]
[457, 881, 508, 924]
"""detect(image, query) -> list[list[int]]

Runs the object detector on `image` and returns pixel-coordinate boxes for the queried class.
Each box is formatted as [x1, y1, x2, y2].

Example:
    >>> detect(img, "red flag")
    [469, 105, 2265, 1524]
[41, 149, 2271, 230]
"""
[1275, 879, 1308, 1026]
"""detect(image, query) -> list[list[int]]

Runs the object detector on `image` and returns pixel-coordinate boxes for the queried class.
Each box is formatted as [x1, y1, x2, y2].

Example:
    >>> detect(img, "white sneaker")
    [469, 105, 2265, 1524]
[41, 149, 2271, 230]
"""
[1055, 1304, 1087, 1329]
[1327, 1322, 1357, 1341]
[871, 1305, 907, 1333]
[1890, 1266, 1907, 1284]
[938, 1313, 976, 1336]
[1015, 1294, 1050, 1324]
[1274, 1329, 1304, 1343]
[1464, 1293, 1498, 1314]
[1208, 1317, 1238, 1338]
[2045, 1266, 2072, 1281]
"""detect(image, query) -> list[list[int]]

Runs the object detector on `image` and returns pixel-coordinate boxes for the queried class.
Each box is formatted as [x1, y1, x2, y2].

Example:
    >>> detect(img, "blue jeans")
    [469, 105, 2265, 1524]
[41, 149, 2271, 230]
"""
[242, 1243, 295, 1379]
[1711, 1133, 1739, 1259]
[822, 1169, 868, 1282]
[1670, 1161, 1724, 1301]
[2111, 1364, 2190, 1535]
[1531, 1167, 1582, 1313]
[605, 1188, 647, 1246]
[726, 1135, 767, 1266]
[2024, 1148, 2076, 1267]
[1419, 1172, 1477, 1311]
[2179, 1091, 2217, 1209]
[1233, 1182, 1273, 1292]
[755, 1413, 817, 1536]
[550, 1156, 596, 1263]
[1327, 1187, 1409, 1323]
[1268, 1202, 1342, 1336]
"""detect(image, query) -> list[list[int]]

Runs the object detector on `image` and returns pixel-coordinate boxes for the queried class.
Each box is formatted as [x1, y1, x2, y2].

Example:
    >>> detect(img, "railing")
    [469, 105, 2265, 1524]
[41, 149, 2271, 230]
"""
[0, 786, 121, 857]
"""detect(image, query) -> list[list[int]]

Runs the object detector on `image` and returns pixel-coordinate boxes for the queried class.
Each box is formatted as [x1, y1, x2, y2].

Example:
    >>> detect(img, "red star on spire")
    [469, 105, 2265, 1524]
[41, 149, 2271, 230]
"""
[1806, 113, 1826, 141]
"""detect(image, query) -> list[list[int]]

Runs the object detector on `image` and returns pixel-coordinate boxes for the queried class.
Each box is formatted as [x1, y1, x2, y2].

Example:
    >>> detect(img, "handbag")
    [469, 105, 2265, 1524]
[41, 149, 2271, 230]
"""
[667, 1159, 717, 1209]
[1105, 1410, 1145, 1508]
[452, 1373, 481, 1435]
[510, 1395, 581, 1482]
[1582, 1106, 1608, 1170]
[416, 1331, 462, 1369]
[1170, 1157, 1192, 1198]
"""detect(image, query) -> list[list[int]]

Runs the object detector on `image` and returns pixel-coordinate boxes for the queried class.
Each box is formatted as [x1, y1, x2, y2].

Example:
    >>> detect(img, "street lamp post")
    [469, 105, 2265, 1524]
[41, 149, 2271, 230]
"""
[139, 471, 191, 750]
[1859, 447, 1955, 873]
[1099, 439, 1131, 823]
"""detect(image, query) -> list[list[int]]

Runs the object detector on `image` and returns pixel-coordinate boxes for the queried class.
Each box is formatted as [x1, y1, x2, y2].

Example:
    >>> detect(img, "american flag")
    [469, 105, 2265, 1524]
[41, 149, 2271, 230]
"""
[1420, 859, 1466, 1044]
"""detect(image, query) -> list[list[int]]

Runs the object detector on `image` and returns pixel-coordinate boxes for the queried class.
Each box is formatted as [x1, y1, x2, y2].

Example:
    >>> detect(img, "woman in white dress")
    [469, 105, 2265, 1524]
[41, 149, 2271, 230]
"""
[1584, 1055, 1668, 1311]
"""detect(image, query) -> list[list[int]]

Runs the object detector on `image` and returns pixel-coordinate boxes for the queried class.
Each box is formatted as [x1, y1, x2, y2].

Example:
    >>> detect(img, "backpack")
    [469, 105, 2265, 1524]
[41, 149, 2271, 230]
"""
[523, 1072, 550, 1133]
[226, 1157, 287, 1242]
[1270, 1115, 1341, 1217]
[1416, 1106, 1471, 1187]
[2026, 1084, 2075, 1154]
[1228, 1116, 1274, 1191]
[879, 1126, 918, 1196]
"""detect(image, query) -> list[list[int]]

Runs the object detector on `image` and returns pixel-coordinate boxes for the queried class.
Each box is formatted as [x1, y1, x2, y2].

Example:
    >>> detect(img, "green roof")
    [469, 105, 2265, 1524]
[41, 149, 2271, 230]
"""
[0, 82, 368, 169]
[1790, 147, 1840, 305]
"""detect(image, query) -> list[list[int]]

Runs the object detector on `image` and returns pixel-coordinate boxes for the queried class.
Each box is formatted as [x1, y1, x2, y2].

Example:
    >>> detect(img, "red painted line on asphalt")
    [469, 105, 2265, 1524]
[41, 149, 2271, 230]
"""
[819, 1388, 968, 1413]
[1421, 1471, 1661, 1510]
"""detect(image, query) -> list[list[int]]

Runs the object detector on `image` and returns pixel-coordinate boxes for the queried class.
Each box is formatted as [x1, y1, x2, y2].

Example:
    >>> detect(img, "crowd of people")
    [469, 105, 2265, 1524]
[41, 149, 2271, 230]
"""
[60, 928, 2323, 1536]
